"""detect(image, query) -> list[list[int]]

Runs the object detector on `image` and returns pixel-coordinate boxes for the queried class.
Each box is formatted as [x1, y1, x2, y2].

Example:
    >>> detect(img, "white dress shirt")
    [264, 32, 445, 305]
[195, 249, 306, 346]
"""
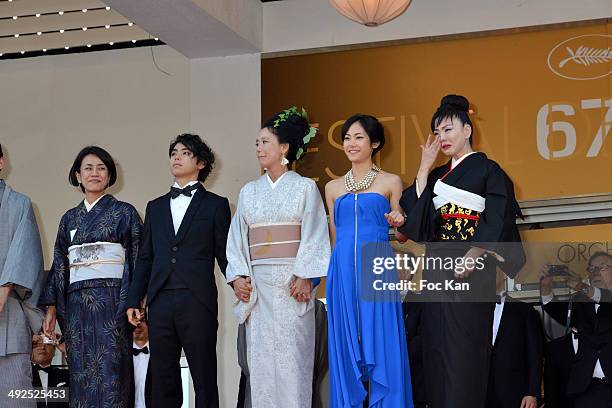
[542, 288, 606, 379]
[492, 291, 506, 345]
[170, 181, 199, 233]
[133, 341, 150, 408]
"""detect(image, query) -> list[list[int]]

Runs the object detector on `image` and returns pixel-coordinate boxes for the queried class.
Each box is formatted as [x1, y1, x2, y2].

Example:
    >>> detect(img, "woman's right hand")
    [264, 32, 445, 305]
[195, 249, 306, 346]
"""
[419, 134, 440, 173]
[43, 306, 57, 337]
[233, 277, 252, 302]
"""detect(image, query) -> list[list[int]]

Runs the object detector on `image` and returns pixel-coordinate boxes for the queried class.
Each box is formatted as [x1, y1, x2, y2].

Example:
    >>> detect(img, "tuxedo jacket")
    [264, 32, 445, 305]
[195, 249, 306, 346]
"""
[31, 364, 69, 408]
[127, 185, 231, 317]
[543, 289, 612, 395]
[544, 333, 576, 408]
[487, 297, 544, 408]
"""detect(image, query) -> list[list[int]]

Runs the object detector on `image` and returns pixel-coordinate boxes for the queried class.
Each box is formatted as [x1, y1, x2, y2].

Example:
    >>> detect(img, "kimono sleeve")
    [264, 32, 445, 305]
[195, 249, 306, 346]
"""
[397, 171, 439, 243]
[225, 188, 252, 284]
[473, 162, 525, 277]
[118, 205, 143, 311]
[0, 196, 43, 303]
[38, 214, 70, 310]
[293, 180, 331, 279]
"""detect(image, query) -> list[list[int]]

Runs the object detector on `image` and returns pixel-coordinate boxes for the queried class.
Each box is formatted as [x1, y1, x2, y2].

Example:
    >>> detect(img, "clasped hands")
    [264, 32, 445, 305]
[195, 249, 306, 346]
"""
[232, 276, 312, 303]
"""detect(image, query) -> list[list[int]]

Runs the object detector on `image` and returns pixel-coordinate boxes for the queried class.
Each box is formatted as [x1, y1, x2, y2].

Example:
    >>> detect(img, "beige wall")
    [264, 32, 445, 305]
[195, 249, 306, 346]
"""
[0, 45, 261, 407]
[263, 0, 612, 53]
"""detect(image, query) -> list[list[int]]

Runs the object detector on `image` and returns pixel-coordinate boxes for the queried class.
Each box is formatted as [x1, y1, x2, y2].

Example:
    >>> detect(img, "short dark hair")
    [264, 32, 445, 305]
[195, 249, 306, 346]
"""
[169, 133, 215, 182]
[69, 146, 117, 193]
[262, 110, 311, 165]
[431, 94, 474, 144]
[588, 251, 612, 266]
[341, 114, 385, 157]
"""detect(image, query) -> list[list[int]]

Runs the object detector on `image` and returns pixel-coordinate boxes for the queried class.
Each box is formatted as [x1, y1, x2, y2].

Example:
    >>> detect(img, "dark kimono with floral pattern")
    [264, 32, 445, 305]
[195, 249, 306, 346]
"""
[40, 195, 142, 408]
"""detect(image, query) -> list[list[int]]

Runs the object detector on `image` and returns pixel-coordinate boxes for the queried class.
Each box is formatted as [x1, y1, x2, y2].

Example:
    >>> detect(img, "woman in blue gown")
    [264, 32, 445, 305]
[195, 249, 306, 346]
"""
[325, 114, 413, 408]
[39, 146, 142, 408]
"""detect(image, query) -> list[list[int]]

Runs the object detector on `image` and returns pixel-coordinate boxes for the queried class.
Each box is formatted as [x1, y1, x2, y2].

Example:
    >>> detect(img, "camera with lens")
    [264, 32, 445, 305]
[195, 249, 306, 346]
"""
[548, 264, 569, 277]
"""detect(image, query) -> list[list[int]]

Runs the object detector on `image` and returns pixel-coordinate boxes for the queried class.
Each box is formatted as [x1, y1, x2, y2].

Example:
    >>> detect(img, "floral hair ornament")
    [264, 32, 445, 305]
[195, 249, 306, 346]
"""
[273, 106, 318, 162]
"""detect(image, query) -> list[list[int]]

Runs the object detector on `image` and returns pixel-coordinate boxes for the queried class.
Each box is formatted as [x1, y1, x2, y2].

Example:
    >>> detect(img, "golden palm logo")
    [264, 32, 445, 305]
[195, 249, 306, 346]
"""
[548, 34, 612, 80]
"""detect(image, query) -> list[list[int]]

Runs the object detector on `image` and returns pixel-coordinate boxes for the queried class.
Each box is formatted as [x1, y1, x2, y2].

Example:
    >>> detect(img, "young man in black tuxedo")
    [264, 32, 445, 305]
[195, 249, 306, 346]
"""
[127, 134, 231, 408]
[132, 318, 151, 408]
[31, 334, 69, 408]
[540, 252, 612, 408]
[486, 270, 544, 408]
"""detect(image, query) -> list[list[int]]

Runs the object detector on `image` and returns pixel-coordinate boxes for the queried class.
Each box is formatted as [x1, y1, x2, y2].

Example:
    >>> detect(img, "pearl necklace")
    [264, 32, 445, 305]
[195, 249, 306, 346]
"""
[344, 165, 381, 192]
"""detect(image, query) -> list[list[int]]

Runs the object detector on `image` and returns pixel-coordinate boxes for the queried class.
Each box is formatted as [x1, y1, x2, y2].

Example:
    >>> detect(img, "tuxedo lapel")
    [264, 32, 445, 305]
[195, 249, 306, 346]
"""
[173, 185, 205, 244]
[162, 193, 176, 240]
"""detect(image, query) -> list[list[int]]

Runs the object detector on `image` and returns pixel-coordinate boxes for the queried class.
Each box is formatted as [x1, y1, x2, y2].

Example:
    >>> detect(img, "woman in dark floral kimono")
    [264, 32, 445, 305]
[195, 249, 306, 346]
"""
[39, 146, 142, 408]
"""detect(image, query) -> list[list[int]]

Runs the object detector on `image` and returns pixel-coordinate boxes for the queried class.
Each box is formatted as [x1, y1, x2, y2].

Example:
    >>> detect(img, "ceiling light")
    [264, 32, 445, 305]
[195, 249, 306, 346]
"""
[58, 11, 64, 15]
[59, 29, 64, 33]
[65, 46, 69, 50]
[12, 16, 17, 20]
[128, 22, 133, 27]
[42, 49, 47, 52]
[109, 42, 114, 45]
[106, 6, 111, 11]
[37, 32, 42, 35]
[87, 44, 92, 48]
[20, 51, 25, 54]
[154, 37, 159, 41]
[105, 25, 110, 29]
[35, 14, 41, 18]
[82, 9, 87, 13]
[82, 27, 87, 31]
[14, 34, 18, 37]
[330, 0, 412, 27]
[132, 40, 136, 43]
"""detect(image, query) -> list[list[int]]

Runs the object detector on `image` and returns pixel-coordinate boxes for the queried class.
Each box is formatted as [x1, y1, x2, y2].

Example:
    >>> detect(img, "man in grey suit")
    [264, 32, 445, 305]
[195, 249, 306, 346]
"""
[0, 144, 44, 407]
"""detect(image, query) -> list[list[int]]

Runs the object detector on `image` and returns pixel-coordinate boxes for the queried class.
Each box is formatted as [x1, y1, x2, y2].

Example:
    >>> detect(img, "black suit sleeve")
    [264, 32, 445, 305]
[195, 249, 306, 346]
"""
[128, 202, 154, 308]
[214, 197, 231, 276]
[525, 307, 544, 397]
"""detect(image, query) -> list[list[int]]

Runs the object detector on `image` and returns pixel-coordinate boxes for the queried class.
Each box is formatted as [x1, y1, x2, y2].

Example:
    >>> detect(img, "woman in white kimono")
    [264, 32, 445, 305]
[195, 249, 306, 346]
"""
[226, 107, 330, 408]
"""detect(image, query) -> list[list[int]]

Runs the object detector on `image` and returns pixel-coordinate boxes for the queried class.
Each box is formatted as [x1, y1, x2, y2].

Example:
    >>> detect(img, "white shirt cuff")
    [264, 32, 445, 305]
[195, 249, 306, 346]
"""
[415, 179, 422, 198]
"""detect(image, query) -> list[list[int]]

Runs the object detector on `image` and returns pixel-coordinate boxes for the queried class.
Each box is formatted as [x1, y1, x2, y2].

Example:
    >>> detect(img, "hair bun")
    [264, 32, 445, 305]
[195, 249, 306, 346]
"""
[440, 94, 469, 112]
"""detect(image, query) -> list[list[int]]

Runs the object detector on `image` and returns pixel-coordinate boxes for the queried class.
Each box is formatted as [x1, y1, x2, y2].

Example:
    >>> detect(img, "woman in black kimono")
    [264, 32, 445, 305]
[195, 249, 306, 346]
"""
[395, 95, 524, 408]
[40, 146, 142, 408]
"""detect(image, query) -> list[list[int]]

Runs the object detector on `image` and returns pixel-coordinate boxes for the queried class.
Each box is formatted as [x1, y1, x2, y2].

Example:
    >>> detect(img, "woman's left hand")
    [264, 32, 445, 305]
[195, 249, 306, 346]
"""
[290, 277, 313, 303]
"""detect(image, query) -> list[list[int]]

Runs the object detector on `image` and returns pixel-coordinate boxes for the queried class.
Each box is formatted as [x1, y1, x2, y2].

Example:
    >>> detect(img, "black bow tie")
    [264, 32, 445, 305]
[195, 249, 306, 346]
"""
[35, 365, 52, 374]
[133, 346, 149, 356]
[170, 183, 199, 199]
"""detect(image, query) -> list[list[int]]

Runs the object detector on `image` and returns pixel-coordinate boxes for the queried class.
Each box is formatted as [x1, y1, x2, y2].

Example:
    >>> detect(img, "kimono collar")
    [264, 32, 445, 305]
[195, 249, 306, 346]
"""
[266, 171, 289, 189]
[451, 151, 477, 168]
[84, 194, 107, 212]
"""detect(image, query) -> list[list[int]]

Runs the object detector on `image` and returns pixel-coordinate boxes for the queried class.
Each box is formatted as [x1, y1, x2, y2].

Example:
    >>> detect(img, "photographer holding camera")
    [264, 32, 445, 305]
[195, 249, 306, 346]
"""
[540, 251, 612, 407]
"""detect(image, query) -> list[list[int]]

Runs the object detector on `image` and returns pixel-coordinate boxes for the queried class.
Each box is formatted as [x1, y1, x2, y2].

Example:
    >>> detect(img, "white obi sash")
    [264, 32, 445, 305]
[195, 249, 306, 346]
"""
[432, 180, 486, 212]
[68, 242, 125, 284]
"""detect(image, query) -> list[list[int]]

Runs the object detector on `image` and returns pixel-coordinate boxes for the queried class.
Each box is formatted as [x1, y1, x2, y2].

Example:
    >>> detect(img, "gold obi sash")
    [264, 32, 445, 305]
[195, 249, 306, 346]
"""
[248, 222, 301, 261]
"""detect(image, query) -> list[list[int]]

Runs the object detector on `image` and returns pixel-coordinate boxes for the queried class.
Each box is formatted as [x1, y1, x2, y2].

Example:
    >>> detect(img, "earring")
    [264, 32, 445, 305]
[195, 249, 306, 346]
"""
[281, 156, 289, 166]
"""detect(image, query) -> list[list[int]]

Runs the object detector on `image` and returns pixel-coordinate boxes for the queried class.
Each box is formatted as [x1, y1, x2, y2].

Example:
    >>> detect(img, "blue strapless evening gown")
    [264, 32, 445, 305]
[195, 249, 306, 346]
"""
[327, 192, 413, 408]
